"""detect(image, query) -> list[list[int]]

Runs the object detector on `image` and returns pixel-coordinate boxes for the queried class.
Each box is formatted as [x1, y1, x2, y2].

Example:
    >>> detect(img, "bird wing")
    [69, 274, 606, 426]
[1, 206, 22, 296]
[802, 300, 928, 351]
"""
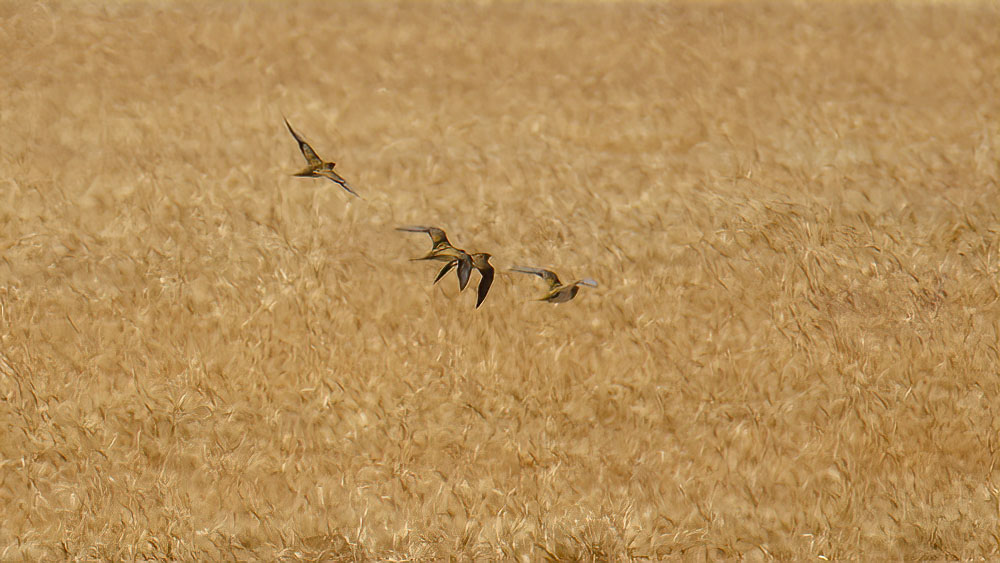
[317, 168, 361, 198]
[511, 266, 561, 290]
[457, 255, 472, 291]
[396, 225, 432, 234]
[285, 118, 324, 167]
[396, 226, 449, 246]
[434, 260, 456, 284]
[577, 278, 598, 288]
[475, 264, 495, 308]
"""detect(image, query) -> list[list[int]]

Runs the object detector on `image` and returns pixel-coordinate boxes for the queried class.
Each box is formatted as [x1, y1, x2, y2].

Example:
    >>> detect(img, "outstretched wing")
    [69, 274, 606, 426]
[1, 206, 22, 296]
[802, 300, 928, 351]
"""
[317, 167, 361, 198]
[577, 278, 598, 288]
[475, 264, 495, 309]
[510, 266, 561, 290]
[396, 225, 433, 234]
[396, 226, 450, 248]
[285, 118, 324, 167]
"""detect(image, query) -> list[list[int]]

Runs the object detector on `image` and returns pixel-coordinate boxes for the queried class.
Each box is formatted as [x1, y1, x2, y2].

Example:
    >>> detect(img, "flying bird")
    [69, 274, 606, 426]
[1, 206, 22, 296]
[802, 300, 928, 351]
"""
[284, 118, 360, 198]
[396, 226, 471, 290]
[510, 266, 597, 303]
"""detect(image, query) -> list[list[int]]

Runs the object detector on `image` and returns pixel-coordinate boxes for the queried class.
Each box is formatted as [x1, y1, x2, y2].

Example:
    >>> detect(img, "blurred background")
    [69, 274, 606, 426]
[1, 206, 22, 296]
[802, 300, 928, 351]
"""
[2, 1, 1000, 559]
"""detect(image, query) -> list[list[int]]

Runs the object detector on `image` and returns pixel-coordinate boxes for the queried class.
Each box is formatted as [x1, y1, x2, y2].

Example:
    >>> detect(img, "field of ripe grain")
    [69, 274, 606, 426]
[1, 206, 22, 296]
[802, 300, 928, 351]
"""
[3, 1, 1000, 560]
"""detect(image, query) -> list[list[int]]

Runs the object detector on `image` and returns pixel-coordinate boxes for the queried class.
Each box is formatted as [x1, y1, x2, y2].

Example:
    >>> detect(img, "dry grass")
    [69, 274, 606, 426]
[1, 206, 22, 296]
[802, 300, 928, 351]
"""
[2, 0, 1000, 560]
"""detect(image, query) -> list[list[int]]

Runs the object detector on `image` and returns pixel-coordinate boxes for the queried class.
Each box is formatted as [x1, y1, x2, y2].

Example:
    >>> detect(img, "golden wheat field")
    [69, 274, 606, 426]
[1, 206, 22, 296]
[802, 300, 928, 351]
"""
[3, 0, 1000, 560]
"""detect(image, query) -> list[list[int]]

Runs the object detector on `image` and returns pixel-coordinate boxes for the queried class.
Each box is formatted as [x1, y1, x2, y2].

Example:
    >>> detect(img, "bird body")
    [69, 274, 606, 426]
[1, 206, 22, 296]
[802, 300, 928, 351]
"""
[539, 283, 587, 303]
[417, 246, 467, 263]
[510, 266, 597, 303]
[397, 226, 471, 290]
[284, 118, 360, 198]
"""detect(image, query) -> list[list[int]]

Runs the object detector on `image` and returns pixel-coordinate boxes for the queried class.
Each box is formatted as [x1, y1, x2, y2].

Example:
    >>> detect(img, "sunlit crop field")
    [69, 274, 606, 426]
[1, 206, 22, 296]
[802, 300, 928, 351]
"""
[3, 1, 1000, 560]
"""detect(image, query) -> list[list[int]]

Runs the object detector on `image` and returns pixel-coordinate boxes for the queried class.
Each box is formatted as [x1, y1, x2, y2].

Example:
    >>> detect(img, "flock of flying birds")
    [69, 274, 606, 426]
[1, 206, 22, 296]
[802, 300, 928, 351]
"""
[284, 118, 599, 309]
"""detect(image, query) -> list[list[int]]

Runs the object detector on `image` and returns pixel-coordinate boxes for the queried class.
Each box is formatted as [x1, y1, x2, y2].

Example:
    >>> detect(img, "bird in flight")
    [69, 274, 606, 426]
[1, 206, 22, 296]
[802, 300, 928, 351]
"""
[284, 118, 360, 198]
[396, 226, 471, 290]
[510, 266, 597, 303]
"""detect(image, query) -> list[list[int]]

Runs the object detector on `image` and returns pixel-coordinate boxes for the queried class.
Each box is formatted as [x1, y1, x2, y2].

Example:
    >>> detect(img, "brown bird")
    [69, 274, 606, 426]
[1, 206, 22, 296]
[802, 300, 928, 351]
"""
[397, 226, 471, 290]
[285, 118, 360, 198]
[510, 266, 597, 303]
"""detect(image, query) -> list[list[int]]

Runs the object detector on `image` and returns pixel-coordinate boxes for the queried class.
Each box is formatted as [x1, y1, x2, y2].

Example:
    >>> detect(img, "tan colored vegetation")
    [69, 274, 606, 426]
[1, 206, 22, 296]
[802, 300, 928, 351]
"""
[2, 1, 1000, 559]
